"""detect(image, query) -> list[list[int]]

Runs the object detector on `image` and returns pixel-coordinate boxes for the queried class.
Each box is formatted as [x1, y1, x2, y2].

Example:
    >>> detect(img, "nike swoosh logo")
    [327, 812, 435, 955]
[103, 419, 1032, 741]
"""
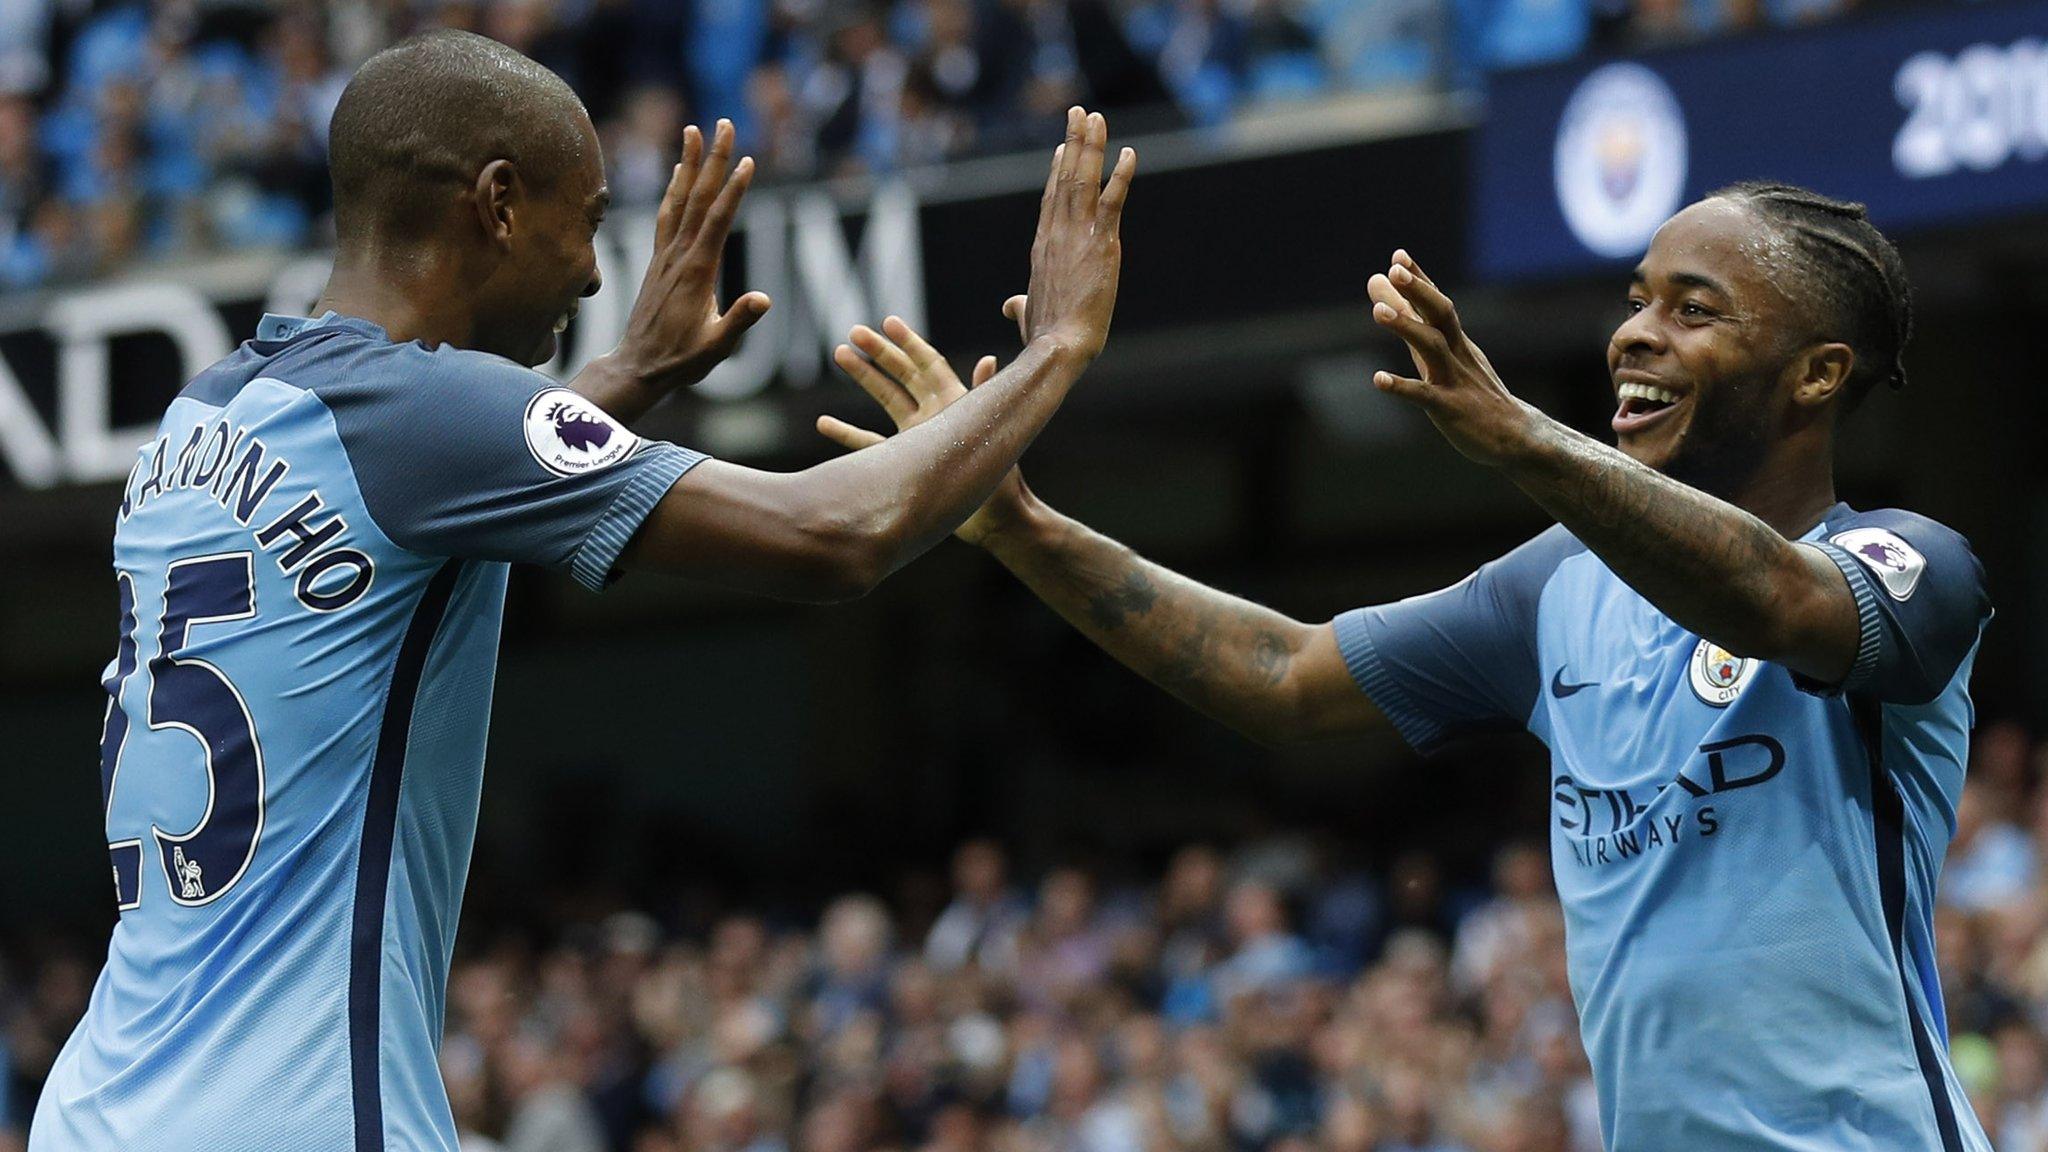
[1551, 668, 1596, 698]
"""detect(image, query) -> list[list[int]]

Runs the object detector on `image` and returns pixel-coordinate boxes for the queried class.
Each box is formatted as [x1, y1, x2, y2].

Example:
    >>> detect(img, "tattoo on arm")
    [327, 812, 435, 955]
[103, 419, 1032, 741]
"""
[1085, 570, 1160, 631]
[1512, 420, 1850, 671]
[997, 515, 1303, 736]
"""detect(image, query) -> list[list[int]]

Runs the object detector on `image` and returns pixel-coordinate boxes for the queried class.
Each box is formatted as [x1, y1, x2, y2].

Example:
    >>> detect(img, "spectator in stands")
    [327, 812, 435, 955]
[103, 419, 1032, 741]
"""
[1450, 841, 1551, 995]
[608, 85, 689, 210]
[925, 839, 1029, 975]
[806, 895, 895, 1041]
[1210, 879, 1314, 1001]
[1947, 781, 2039, 913]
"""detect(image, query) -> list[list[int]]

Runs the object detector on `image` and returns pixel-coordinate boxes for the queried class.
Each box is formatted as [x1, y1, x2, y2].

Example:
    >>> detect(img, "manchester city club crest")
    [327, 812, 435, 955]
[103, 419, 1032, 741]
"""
[523, 388, 639, 477]
[1688, 639, 1756, 706]
[1553, 63, 1688, 259]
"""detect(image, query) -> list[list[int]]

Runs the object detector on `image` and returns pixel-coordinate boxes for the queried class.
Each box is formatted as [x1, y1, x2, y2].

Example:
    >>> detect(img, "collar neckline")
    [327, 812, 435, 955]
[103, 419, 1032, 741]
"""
[254, 311, 391, 344]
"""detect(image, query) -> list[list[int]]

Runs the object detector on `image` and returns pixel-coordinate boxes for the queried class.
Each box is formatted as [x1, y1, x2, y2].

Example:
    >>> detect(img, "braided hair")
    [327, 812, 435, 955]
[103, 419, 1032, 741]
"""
[1707, 181, 1914, 408]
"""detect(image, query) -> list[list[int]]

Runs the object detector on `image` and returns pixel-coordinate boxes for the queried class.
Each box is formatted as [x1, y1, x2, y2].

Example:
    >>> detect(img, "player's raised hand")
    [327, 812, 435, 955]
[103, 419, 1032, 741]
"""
[615, 119, 773, 391]
[815, 316, 1026, 546]
[1367, 250, 1538, 468]
[1023, 108, 1136, 361]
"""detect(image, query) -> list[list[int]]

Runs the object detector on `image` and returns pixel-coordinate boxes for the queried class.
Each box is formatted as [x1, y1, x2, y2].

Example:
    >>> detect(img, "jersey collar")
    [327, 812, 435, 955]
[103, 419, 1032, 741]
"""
[254, 311, 390, 343]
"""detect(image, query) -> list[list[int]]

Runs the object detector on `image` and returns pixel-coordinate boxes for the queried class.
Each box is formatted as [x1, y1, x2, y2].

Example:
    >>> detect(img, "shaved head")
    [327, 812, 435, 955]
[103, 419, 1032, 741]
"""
[328, 29, 594, 243]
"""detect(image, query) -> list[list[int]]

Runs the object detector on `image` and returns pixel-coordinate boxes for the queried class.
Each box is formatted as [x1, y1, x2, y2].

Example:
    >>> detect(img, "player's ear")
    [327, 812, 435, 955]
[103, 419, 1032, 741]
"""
[1788, 342, 1853, 412]
[473, 159, 519, 251]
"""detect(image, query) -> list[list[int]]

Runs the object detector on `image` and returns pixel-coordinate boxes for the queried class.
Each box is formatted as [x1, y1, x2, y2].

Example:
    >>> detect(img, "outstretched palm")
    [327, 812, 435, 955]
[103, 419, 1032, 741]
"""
[816, 312, 1026, 547]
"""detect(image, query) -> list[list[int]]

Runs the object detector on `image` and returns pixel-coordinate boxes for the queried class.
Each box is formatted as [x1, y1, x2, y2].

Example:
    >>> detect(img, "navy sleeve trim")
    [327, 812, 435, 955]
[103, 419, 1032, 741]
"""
[1790, 542, 1886, 698]
[1332, 609, 1447, 754]
[568, 445, 706, 592]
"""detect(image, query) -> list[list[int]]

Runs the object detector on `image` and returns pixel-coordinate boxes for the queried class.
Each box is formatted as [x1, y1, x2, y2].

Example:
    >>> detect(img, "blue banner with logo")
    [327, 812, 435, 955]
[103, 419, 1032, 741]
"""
[1474, 1, 2048, 279]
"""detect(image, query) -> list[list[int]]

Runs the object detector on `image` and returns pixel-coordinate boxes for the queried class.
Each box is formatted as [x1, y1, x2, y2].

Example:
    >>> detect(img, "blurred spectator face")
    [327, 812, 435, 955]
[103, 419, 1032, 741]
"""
[823, 894, 894, 979]
[98, 79, 146, 137]
[1117, 1014, 1169, 1081]
[923, 1102, 982, 1152]
[954, 840, 1008, 904]
[1163, 846, 1223, 921]
[1995, 1022, 2047, 1100]
[715, 915, 771, 983]
[624, 86, 685, 152]
[1038, 869, 1094, 937]
[487, 0, 553, 54]
[926, 0, 974, 48]
[1495, 842, 1550, 900]
[714, 998, 780, 1063]
[500, 1028, 573, 1098]
[829, 11, 888, 64]
[270, 15, 330, 86]
[1049, 1036, 1104, 1118]
[1321, 1092, 1382, 1152]
[1381, 1065, 1438, 1143]
[892, 960, 941, 1024]
[439, 1037, 493, 1135]
[0, 95, 34, 169]
[800, 1091, 873, 1152]
[1495, 1094, 1571, 1152]
[1973, 721, 2032, 798]
[610, 85, 687, 208]
[1225, 881, 1287, 946]
[692, 1066, 768, 1151]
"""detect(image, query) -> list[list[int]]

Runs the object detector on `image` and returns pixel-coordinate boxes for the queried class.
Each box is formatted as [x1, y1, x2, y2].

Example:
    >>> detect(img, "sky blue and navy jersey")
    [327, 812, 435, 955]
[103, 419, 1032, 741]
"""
[32, 313, 703, 1152]
[1336, 506, 1994, 1151]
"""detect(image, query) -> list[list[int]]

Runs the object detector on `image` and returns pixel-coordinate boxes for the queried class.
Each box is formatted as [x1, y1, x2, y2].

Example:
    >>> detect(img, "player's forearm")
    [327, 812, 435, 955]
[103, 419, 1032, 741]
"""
[981, 491, 1325, 744]
[818, 337, 1090, 584]
[1501, 416, 1856, 680]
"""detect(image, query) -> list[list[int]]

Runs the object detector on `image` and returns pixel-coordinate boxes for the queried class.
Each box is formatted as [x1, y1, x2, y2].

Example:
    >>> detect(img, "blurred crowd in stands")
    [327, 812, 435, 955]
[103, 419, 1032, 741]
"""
[0, 0, 1916, 292]
[10, 721, 2048, 1151]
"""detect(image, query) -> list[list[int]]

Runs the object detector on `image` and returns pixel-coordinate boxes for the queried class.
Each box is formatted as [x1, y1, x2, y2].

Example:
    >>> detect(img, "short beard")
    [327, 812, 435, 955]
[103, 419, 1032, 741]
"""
[1656, 370, 1775, 498]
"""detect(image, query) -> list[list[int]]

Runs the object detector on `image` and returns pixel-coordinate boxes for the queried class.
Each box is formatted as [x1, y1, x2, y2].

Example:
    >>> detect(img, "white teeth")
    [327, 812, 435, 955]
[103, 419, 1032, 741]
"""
[1618, 382, 1679, 406]
[553, 314, 570, 334]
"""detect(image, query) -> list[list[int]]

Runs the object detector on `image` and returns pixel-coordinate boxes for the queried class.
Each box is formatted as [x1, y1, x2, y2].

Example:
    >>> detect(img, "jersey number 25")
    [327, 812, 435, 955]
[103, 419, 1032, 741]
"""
[98, 553, 266, 910]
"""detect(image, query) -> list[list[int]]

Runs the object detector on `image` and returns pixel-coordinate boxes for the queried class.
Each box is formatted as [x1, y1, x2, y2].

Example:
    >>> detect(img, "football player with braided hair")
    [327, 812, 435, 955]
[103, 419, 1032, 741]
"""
[822, 185, 1992, 1151]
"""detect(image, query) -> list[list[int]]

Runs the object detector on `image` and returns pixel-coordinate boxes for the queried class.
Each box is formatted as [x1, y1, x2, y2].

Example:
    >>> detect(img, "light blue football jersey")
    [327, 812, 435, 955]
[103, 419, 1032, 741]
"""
[32, 313, 703, 1151]
[1336, 507, 1994, 1151]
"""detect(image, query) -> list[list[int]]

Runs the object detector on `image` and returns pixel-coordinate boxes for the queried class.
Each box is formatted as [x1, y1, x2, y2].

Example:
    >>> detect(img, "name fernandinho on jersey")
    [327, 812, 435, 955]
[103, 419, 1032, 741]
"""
[120, 417, 376, 613]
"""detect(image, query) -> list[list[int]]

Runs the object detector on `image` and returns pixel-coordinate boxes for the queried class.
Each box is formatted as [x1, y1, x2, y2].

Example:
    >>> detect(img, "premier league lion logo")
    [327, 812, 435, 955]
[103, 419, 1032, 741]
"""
[1831, 527, 1927, 601]
[544, 400, 614, 452]
[523, 388, 637, 476]
[1854, 539, 1911, 574]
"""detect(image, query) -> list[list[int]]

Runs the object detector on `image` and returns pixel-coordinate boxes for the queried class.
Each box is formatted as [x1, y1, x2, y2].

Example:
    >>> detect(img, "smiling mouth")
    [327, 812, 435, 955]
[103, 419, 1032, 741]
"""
[1612, 380, 1684, 434]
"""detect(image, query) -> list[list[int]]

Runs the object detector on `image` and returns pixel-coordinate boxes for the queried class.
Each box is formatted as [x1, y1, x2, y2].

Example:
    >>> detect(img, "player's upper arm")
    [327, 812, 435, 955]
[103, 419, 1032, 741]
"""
[614, 458, 896, 603]
[1325, 526, 1581, 754]
[1791, 509, 1991, 706]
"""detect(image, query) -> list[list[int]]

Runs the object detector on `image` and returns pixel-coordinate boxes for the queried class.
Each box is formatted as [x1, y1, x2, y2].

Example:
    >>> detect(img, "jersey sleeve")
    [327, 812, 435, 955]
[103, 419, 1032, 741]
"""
[1795, 508, 1991, 706]
[320, 346, 707, 592]
[1330, 526, 1580, 754]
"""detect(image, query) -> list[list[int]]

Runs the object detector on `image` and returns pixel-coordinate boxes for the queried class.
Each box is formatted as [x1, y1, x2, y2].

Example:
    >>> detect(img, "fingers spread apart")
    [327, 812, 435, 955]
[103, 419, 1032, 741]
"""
[835, 338, 917, 422]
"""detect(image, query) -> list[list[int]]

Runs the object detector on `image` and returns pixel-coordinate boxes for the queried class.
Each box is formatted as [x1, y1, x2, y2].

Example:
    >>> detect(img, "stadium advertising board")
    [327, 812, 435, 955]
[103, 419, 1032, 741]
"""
[1476, 0, 2048, 279]
[0, 132, 1460, 493]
